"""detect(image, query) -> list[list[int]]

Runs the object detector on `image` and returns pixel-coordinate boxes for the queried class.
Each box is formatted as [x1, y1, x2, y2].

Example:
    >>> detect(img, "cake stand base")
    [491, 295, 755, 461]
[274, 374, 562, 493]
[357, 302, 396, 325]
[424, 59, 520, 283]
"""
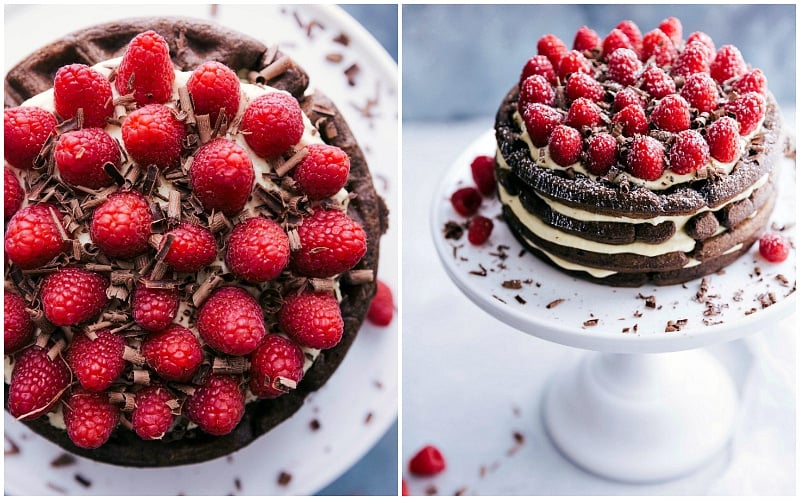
[542, 350, 738, 483]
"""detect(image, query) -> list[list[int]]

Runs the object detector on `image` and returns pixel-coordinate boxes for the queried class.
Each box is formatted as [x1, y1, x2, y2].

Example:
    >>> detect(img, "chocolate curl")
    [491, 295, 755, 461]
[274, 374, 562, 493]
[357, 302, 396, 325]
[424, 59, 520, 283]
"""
[84, 323, 109, 337]
[131, 369, 151, 385]
[166, 399, 182, 415]
[84, 263, 113, 273]
[273, 376, 298, 392]
[196, 114, 213, 144]
[141, 164, 160, 197]
[47, 206, 70, 243]
[149, 261, 169, 282]
[212, 357, 250, 374]
[109, 321, 136, 335]
[104, 161, 126, 187]
[34, 332, 52, 348]
[26, 307, 56, 335]
[259, 55, 292, 82]
[287, 228, 302, 251]
[171, 383, 197, 396]
[192, 272, 223, 307]
[208, 211, 231, 233]
[343, 269, 374, 285]
[178, 86, 196, 126]
[309, 278, 336, 294]
[119, 414, 134, 431]
[167, 190, 182, 227]
[123, 346, 146, 366]
[109, 392, 136, 412]
[274, 147, 309, 177]
[46, 338, 67, 362]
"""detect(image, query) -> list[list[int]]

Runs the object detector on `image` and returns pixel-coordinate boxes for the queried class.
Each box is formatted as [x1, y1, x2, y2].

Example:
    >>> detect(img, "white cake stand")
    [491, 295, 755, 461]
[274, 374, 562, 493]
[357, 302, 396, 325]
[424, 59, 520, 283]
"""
[431, 130, 796, 483]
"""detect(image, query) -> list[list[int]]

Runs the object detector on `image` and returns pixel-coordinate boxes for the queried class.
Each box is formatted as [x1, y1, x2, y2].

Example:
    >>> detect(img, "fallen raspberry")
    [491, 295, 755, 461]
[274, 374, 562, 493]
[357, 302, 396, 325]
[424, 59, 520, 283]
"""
[573, 25, 601, 52]
[758, 233, 790, 263]
[668, 130, 709, 175]
[190, 138, 255, 216]
[67, 329, 126, 392]
[409, 445, 446, 476]
[548, 125, 582, 167]
[679, 72, 719, 114]
[226, 216, 290, 283]
[4, 168, 24, 221]
[183, 374, 245, 436]
[90, 190, 153, 259]
[292, 209, 368, 278]
[470, 155, 496, 196]
[141, 324, 204, 382]
[121, 103, 186, 170]
[710, 45, 747, 84]
[4, 293, 34, 354]
[63, 389, 120, 449]
[367, 279, 395, 326]
[186, 61, 241, 126]
[197, 286, 266, 356]
[41, 268, 109, 326]
[518, 74, 555, 109]
[467, 215, 494, 245]
[55, 128, 120, 189]
[279, 291, 344, 349]
[520, 55, 557, 85]
[626, 135, 665, 181]
[242, 92, 304, 158]
[586, 132, 618, 176]
[537, 34, 568, 68]
[651, 94, 691, 133]
[115, 30, 175, 106]
[249, 334, 305, 398]
[606, 48, 641, 86]
[54, 63, 114, 128]
[565, 72, 604, 103]
[293, 143, 351, 200]
[4, 106, 57, 170]
[521, 103, 563, 147]
[4, 204, 68, 269]
[705, 117, 740, 163]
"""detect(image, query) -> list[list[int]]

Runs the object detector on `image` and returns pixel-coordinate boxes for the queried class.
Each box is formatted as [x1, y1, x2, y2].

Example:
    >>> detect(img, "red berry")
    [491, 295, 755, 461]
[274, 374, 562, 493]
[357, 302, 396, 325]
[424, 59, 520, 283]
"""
[41, 268, 109, 326]
[467, 215, 494, 245]
[657, 17, 683, 45]
[586, 132, 618, 176]
[686, 32, 716, 59]
[573, 25, 601, 52]
[186, 61, 241, 126]
[183, 374, 245, 436]
[613, 87, 644, 111]
[758, 233, 790, 263]
[680, 73, 719, 114]
[601, 28, 633, 60]
[162, 222, 217, 273]
[367, 279, 394, 327]
[521, 103, 563, 147]
[4, 107, 57, 170]
[710, 45, 747, 84]
[4, 167, 24, 220]
[705, 117, 740, 163]
[7, 344, 71, 420]
[612, 104, 648, 137]
[557, 50, 592, 81]
[565, 72, 604, 103]
[566, 97, 601, 131]
[190, 138, 255, 216]
[520, 55, 557, 85]
[63, 389, 119, 449]
[131, 384, 176, 440]
[537, 34, 568, 68]
[615, 20, 643, 56]
[668, 130, 709, 175]
[518, 74, 555, 109]
[132, 284, 179, 332]
[67, 329, 126, 392]
[4, 204, 68, 269]
[402, 479, 409, 496]
[470, 155, 496, 196]
[292, 209, 367, 278]
[641, 65, 675, 99]
[626, 135, 665, 181]
[115, 30, 175, 106]
[249, 334, 305, 398]
[450, 187, 481, 217]
[197, 286, 265, 356]
[4, 293, 34, 354]
[733, 69, 768, 95]
[242, 92, 304, 158]
[606, 48, 641, 86]
[55, 128, 119, 189]
[293, 143, 351, 200]
[279, 291, 343, 349]
[725, 92, 766, 136]
[53, 63, 113, 128]
[671, 42, 710, 78]
[409, 445, 446, 477]
[226, 217, 290, 283]
[641, 29, 676, 67]
[141, 324, 203, 382]
[90, 190, 153, 259]
[548, 125, 582, 167]
[121, 104, 186, 170]
[651, 94, 691, 133]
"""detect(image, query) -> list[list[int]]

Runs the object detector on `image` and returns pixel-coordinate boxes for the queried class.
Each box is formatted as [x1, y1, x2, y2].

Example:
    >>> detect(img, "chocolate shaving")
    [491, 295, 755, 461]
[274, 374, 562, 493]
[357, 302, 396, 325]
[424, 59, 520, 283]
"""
[192, 273, 223, 307]
[502, 279, 523, 289]
[583, 318, 600, 327]
[309, 419, 321, 431]
[343, 63, 360, 86]
[196, 114, 213, 144]
[343, 269, 374, 285]
[665, 318, 689, 332]
[212, 357, 250, 374]
[259, 55, 292, 82]
[287, 228, 302, 251]
[333, 32, 350, 46]
[514, 294, 526, 304]
[103, 161, 126, 186]
[309, 278, 336, 293]
[51, 453, 77, 467]
[469, 264, 488, 276]
[5, 434, 20, 456]
[167, 190, 182, 226]
[110, 391, 136, 412]
[637, 293, 657, 309]
[277, 471, 292, 486]
[546, 298, 565, 309]
[74, 474, 92, 488]
[326, 53, 343, 63]
[275, 147, 309, 177]
[178, 86, 196, 126]
[141, 164, 160, 197]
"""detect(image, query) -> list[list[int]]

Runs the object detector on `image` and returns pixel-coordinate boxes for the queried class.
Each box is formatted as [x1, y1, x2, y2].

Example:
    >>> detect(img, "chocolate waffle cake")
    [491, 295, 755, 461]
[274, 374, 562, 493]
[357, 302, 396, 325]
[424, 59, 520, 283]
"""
[4, 17, 388, 466]
[495, 18, 783, 286]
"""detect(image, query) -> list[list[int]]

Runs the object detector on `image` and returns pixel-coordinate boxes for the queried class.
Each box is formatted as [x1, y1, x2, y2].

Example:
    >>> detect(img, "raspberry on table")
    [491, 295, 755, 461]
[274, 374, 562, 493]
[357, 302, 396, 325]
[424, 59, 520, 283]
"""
[197, 286, 266, 356]
[249, 334, 305, 398]
[615, 20, 643, 56]
[4, 293, 34, 354]
[548, 125, 582, 167]
[733, 69, 768, 95]
[55, 128, 120, 189]
[641, 29, 676, 67]
[131, 384, 177, 440]
[7, 344, 71, 421]
[565, 72, 604, 103]
[601, 28, 633, 60]
[226, 216, 291, 283]
[521, 102, 563, 147]
[292, 209, 368, 278]
[686, 31, 716, 59]
[279, 291, 344, 349]
[90, 190, 153, 259]
[613, 87, 644, 111]
[4, 106, 57, 170]
[725, 92, 766, 136]
[612, 104, 648, 137]
[4, 167, 24, 220]
[520, 55, 557, 85]
[758, 233, 790, 263]
[183, 374, 245, 436]
[242, 92, 304, 158]
[67, 329, 126, 392]
[606, 48, 641, 86]
[671, 42, 710, 78]
[293, 143, 352, 200]
[190, 138, 255, 216]
[4, 204, 68, 269]
[470, 155, 496, 196]
[573, 25, 601, 53]
[710, 45, 747, 84]
[557, 50, 592, 81]
[41, 268, 109, 326]
[668, 130, 709, 175]
[63, 389, 120, 449]
[566, 97, 601, 131]
[162, 222, 218, 273]
[679, 72, 719, 114]
[141, 324, 203, 383]
[586, 132, 618, 176]
[467, 215, 494, 245]
[132, 284, 180, 332]
[705, 116, 740, 163]
[537, 33, 568, 68]
[115, 30, 175, 106]
[53, 63, 114, 128]
[518, 74, 555, 109]
[640, 65, 675, 99]
[367, 279, 395, 326]
[626, 135, 665, 181]
[450, 187, 482, 217]
[657, 17, 683, 45]
[651, 94, 691, 133]
[121, 103, 186, 170]
[186, 60, 241, 126]
[409, 445, 446, 477]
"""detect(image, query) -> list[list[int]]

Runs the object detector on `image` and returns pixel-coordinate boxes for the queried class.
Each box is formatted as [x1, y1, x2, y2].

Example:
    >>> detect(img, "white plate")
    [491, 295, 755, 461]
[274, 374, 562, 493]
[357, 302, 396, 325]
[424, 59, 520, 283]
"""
[3, 4, 398, 495]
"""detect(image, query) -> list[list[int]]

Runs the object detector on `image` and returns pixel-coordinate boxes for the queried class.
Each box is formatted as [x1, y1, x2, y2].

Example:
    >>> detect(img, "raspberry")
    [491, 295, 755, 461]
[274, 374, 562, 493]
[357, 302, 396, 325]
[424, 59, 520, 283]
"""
[280, 291, 344, 349]
[115, 30, 175, 105]
[734, 69, 767, 96]
[615, 20, 643, 56]
[679, 72, 719, 114]
[671, 42, 710, 78]
[197, 287, 265, 356]
[90, 190, 153, 259]
[122, 104, 186, 170]
[41, 268, 109, 326]
[651, 94, 691, 133]
[641, 65, 676, 99]
[249, 334, 305, 398]
[758, 233, 790, 263]
[601, 28, 633, 60]
[470, 155, 496, 196]
[521, 103, 563, 147]
[183, 374, 245, 436]
[67, 329, 126, 392]
[226, 216, 290, 282]
[293, 143, 351, 200]
[450, 187, 481, 217]
[612, 104, 648, 137]
[7, 344, 71, 420]
[55, 128, 119, 189]
[402, 480, 409, 496]
[613, 87, 644, 111]
[566, 97, 601, 131]
[557, 50, 592, 81]
[367, 279, 394, 326]
[5, 293, 34, 354]
[686, 32, 716, 59]
[725, 92, 766, 136]
[520, 55, 557, 85]
[409, 445, 446, 477]
[573, 25, 601, 52]
[141, 324, 203, 382]
[4, 204, 67, 269]
[518, 74, 555, 109]
[548, 125, 582, 167]
[606, 48, 641, 86]
[4, 168, 24, 220]
[467, 215, 494, 245]
[586, 132, 618, 176]
[53, 63, 113, 128]
[705, 117, 740, 163]
[131, 384, 176, 440]
[4, 107, 57, 170]
[190, 138, 255, 216]
[641, 29, 676, 67]
[186, 61, 241, 126]
[537, 34, 568, 68]
[657, 17, 683, 45]
[626, 135, 665, 181]
[132, 284, 179, 332]
[63, 389, 119, 449]
[292, 209, 367, 278]
[162, 222, 217, 273]
[565, 72, 604, 103]
[668, 130, 709, 175]
[710, 45, 747, 84]
[242, 92, 304, 158]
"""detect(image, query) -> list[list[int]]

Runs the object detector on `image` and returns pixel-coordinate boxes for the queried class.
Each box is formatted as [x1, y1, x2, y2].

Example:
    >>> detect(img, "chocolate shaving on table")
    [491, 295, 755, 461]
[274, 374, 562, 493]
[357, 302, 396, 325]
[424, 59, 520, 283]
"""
[277, 471, 292, 486]
[51, 453, 77, 467]
[326, 53, 343, 63]
[546, 298, 565, 309]
[637, 293, 657, 309]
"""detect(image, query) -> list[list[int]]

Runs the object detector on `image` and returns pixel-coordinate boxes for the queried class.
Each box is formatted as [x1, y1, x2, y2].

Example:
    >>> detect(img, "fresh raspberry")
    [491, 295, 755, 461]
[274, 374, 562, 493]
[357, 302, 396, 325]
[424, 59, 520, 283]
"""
[586, 132, 618, 176]
[7, 344, 71, 420]
[90, 190, 152, 259]
[115, 30, 175, 106]
[162, 222, 217, 273]
[657, 17, 683, 45]
[5, 293, 34, 354]
[4, 168, 24, 220]
[725, 92, 766, 136]
[67, 329, 126, 392]
[4, 204, 68, 269]
[613, 87, 644, 111]
[131, 384, 176, 440]
[41, 268, 109, 326]
[63, 389, 119, 449]
[615, 20, 643, 56]
[641, 65, 676, 99]
[679, 72, 719, 114]
[606, 48, 641, 86]
[612, 104, 648, 137]
[226, 217, 290, 283]
[197, 286, 265, 356]
[292, 209, 367, 278]
[470, 155, 496, 196]
[626, 135, 665, 181]
[686, 32, 716, 59]
[55, 128, 119, 189]
[710, 45, 747, 84]
[651, 94, 691, 133]
[566, 97, 601, 131]
[279, 291, 343, 349]
[641, 29, 676, 67]
[705, 117, 740, 162]
[520, 55, 557, 85]
[758, 233, 790, 263]
[518, 74, 555, 109]
[4, 107, 57, 170]
[402, 480, 409, 496]
[557, 50, 592, 81]
[367, 279, 394, 326]
[521, 103, 563, 147]
[734, 69, 768, 95]
[668, 130, 709, 175]
[409, 445, 446, 477]
[573, 25, 601, 52]
[53, 63, 113, 128]
[242, 92, 304, 158]
[183, 374, 245, 436]
[186, 61, 241, 126]
[467, 215, 494, 245]
[601, 28, 633, 60]
[190, 138, 255, 216]
[141, 324, 203, 382]
[548, 125, 582, 167]
[450, 187, 481, 217]
[248, 334, 305, 398]
[132, 284, 180, 332]
[121, 104, 186, 170]
[565, 72, 604, 103]
[537, 34, 568, 68]
[293, 143, 351, 200]
[671, 42, 710, 78]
